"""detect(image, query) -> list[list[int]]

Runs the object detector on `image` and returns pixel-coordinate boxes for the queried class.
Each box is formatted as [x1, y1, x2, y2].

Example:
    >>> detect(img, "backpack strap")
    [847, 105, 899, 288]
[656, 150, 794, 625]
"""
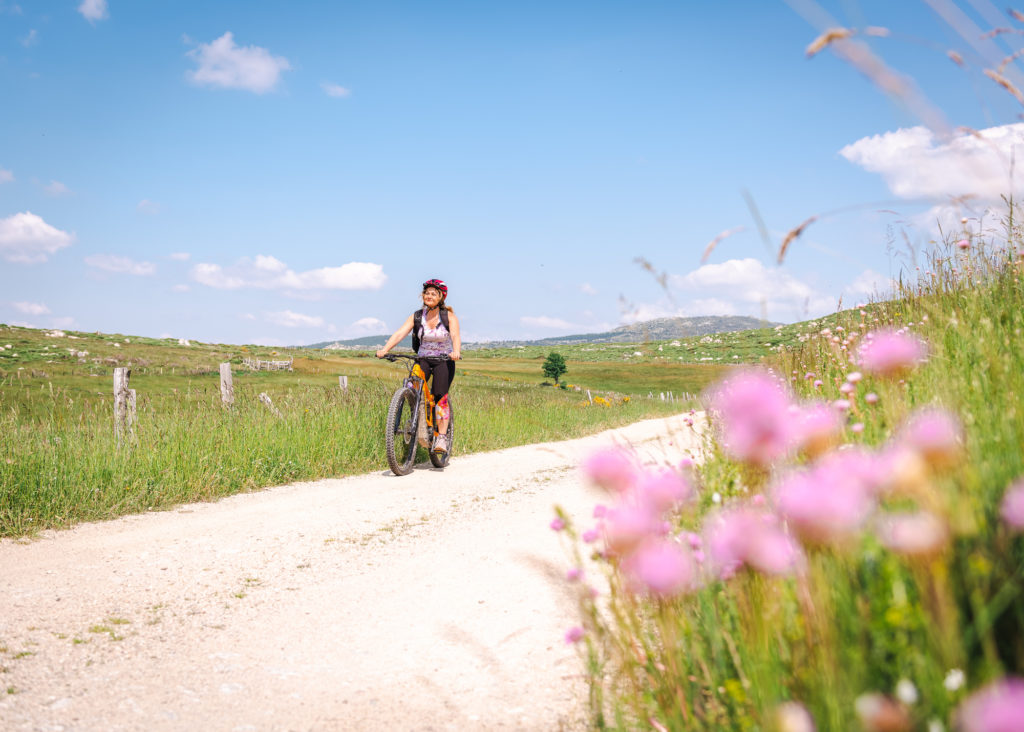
[412, 309, 423, 353]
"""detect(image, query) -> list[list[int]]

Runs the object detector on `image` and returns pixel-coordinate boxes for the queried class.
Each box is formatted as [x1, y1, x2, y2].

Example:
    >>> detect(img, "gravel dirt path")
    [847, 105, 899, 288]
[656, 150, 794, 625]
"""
[0, 413, 701, 732]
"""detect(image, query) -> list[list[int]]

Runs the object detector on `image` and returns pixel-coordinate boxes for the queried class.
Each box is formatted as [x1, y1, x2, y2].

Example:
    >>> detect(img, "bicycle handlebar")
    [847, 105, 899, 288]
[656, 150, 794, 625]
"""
[380, 353, 452, 362]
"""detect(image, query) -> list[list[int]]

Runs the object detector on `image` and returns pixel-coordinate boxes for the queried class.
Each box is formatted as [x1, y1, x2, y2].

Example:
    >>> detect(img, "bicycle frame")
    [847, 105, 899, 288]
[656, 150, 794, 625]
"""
[385, 354, 446, 441]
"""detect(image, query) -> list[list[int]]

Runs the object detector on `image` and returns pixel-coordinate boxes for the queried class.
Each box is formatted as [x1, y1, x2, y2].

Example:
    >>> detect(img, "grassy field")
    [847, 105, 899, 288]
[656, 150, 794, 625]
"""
[0, 323, 726, 537]
[555, 230, 1024, 729]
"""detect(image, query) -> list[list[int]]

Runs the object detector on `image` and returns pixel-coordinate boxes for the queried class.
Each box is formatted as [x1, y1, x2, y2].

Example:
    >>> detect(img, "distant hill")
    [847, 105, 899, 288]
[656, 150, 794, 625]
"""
[305, 315, 777, 350]
[480, 315, 779, 348]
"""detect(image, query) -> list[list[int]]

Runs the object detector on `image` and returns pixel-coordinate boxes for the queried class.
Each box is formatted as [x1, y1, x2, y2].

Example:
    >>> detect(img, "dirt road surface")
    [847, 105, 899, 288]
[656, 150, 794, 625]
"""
[0, 414, 701, 732]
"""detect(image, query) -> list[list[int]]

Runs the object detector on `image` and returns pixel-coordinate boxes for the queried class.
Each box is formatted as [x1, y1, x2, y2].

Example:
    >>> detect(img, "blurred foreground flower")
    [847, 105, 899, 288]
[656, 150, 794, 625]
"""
[708, 369, 795, 466]
[622, 539, 696, 597]
[704, 506, 801, 578]
[774, 701, 816, 732]
[858, 329, 928, 378]
[855, 692, 911, 731]
[956, 677, 1024, 732]
[774, 460, 876, 546]
[876, 511, 949, 558]
[898, 408, 963, 471]
[581, 448, 637, 494]
[564, 626, 585, 644]
[1000, 479, 1024, 531]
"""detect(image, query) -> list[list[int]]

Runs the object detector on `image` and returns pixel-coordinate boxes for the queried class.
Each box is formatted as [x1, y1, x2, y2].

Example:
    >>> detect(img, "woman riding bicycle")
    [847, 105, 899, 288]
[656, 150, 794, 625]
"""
[376, 278, 461, 455]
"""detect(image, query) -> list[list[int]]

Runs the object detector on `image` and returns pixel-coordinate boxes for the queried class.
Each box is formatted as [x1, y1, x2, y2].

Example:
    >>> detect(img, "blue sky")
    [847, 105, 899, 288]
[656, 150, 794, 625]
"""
[3, 1, 1024, 345]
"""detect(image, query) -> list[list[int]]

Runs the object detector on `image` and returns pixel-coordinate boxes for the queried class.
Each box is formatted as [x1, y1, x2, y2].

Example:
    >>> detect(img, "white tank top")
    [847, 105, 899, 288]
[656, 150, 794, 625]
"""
[418, 308, 452, 357]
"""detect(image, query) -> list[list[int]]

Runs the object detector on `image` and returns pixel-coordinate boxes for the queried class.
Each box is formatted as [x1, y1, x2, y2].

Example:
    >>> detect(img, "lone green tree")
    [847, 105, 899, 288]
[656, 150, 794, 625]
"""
[542, 352, 568, 384]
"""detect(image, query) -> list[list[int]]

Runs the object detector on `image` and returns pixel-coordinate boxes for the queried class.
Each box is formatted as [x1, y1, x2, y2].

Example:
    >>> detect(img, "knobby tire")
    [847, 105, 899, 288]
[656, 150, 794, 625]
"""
[386, 386, 418, 476]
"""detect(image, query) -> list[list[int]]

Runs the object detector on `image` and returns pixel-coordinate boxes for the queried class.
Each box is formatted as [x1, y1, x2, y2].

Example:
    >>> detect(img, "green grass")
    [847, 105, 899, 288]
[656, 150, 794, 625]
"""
[0, 326, 707, 537]
[559, 228, 1024, 729]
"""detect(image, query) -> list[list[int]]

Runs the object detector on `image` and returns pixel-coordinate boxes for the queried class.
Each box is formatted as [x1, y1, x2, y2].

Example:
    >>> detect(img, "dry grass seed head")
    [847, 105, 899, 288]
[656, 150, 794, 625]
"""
[983, 68, 1024, 106]
[778, 216, 817, 264]
[701, 226, 746, 264]
[1012, 8, 1024, 23]
[805, 27, 854, 58]
[948, 50, 965, 67]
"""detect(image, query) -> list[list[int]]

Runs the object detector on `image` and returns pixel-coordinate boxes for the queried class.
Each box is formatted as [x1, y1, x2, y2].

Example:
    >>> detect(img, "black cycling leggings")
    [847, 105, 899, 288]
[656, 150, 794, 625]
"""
[416, 358, 455, 401]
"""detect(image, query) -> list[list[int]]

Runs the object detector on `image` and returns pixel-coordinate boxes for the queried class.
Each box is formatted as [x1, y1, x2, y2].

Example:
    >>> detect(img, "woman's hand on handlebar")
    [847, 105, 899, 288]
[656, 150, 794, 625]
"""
[451, 348, 461, 360]
[375, 349, 388, 359]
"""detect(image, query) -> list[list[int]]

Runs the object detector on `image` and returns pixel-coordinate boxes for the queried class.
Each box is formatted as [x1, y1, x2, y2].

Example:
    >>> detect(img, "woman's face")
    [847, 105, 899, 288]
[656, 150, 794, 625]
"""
[422, 287, 442, 306]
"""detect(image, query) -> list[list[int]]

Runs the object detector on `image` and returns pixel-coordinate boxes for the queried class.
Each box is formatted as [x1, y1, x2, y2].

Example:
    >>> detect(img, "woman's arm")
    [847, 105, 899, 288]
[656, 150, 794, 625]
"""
[375, 314, 415, 358]
[449, 312, 461, 360]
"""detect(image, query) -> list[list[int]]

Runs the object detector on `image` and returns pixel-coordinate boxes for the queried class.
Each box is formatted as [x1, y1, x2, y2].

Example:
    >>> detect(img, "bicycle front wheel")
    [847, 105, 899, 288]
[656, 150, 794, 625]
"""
[429, 397, 454, 469]
[386, 387, 419, 476]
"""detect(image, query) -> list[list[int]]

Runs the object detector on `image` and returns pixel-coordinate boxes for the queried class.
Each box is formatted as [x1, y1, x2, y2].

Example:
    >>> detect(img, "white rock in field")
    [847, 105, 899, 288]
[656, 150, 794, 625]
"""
[178, 338, 191, 346]
[46, 330, 66, 337]
[113, 343, 121, 348]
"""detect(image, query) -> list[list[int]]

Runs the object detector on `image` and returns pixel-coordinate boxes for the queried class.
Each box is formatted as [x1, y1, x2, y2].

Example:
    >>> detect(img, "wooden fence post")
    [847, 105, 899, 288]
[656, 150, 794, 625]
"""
[258, 392, 283, 418]
[220, 362, 234, 407]
[586, 389, 593, 405]
[113, 367, 132, 446]
[339, 375, 348, 393]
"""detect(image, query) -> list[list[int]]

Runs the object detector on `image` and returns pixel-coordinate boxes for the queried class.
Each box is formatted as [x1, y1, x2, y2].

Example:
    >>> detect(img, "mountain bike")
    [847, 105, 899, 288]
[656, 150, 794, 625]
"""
[381, 354, 455, 475]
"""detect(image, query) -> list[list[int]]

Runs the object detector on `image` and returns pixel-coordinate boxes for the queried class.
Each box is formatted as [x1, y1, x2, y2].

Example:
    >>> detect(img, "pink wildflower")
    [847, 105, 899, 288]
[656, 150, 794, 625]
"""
[602, 502, 659, 556]
[566, 567, 583, 582]
[898, 408, 963, 470]
[793, 402, 843, 458]
[957, 677, 1024, 732]
[865, 392, 879, 405]
[847, 371, 863, 383]
[621, 539, 696, 597]
[833, 399, 851, 412]
[593, 504, 607, 519]
[876, 511, 949, 557]
[581, 448, 637, 493]
[774, 463, 876, 546]
[708, 369, 796, 466]
[550, 517, 565, 531]
[634, 468, 693, 513]
[840, 382, 855, 395]
[1000, 480, 1024, 531]
[774, 701, 816, 732]
[564, 626, 585, 644]
[581, 528, 600, 544]
[814, 379, 823, 388]
[957, 239, 970, 249]
[851, 422, 864, 434]
[857, 329, 928, 378]
[704, 506, 801, 578]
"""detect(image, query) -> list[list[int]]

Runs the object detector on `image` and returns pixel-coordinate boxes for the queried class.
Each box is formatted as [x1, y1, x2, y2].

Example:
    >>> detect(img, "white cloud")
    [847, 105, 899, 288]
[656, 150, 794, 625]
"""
[77, 0, 107, 22]
[137, 199, 161, 215]
[670, 258, 836, 322]
[321, 82, 351, 98]
[350, 316, 387, 334]
[12, 301, 49, 315]
[0, 212, 74, 263]
[191, 256, 387, 291]
[618, 301, 686, 325]
[840, 123, 1024, 201]
[0, 168, 13, 184]
[20, 28, 36, 47]
[580, 282, 597, 295]
[84, 254, 157, 276]
[187, 32, 291, 94]
[172, 284, 190, 292]
[44, 180, 72, 197]
[168, 252, 190, 261]
[521, 315, 574, 329]
[266, 310, 325, 328]
[845, 268, 894, 299]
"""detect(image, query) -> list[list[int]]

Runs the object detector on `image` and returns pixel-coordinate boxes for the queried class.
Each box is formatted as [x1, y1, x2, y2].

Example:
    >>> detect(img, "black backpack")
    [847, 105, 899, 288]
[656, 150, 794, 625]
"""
[411, 307, 450, 353]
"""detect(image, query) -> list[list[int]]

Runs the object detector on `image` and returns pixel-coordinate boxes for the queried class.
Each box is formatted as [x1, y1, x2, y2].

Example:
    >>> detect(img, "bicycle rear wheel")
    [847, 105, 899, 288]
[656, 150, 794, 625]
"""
[386, 387, 419, 476]
[429, 398, 454, 469]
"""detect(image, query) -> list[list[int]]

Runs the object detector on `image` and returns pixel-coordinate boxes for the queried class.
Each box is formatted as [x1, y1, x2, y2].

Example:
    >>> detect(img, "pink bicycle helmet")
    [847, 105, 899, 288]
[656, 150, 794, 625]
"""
[422, 278, 448, 298]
